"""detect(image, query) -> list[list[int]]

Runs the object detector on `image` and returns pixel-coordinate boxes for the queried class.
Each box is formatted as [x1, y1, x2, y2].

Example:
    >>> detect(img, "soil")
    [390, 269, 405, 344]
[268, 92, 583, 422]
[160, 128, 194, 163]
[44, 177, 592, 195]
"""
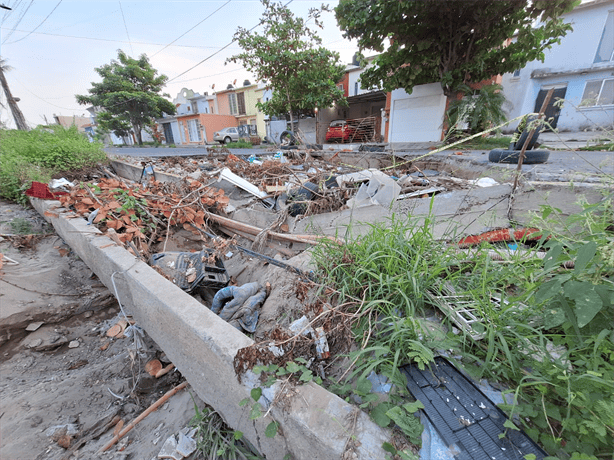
[0, 200, 208, 460]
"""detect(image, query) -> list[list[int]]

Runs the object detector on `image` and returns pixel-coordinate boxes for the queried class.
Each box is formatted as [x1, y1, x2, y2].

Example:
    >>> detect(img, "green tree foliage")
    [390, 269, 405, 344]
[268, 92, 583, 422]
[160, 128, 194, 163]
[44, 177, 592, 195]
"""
[228, 0, 346, 132]
[76, 50, 175, 145]
[336, 0, 579, 96]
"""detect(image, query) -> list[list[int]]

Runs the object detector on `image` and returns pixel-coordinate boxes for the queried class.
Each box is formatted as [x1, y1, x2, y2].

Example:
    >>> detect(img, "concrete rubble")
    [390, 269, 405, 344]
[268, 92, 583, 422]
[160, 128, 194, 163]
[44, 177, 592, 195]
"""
[27, 145, 609, 459]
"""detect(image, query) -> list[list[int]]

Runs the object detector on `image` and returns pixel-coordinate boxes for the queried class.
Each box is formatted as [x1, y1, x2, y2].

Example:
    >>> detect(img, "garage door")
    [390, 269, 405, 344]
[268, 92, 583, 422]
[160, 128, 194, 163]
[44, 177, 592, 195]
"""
[390, 93, 446, 143]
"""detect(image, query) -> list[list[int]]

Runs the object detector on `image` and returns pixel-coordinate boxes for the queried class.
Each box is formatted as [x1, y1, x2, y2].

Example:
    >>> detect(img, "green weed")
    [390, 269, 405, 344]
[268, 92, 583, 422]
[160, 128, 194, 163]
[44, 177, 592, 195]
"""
[0, 126, 107, 204]
[313, 198, 614, 458]
[9, 218, 33, 234]
[190, 395, 263, 460]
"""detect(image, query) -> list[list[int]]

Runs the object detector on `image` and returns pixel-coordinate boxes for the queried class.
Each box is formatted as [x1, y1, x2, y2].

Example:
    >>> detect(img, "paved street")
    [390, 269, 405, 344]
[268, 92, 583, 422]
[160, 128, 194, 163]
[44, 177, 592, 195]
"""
[106, 142, 613, 183]
[105, 146, 257, 157]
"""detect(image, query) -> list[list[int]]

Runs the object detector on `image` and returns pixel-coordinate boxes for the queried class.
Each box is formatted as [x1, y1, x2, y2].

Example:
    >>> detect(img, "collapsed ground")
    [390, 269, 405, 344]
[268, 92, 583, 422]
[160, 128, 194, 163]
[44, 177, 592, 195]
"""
[2, 147, 613, 460]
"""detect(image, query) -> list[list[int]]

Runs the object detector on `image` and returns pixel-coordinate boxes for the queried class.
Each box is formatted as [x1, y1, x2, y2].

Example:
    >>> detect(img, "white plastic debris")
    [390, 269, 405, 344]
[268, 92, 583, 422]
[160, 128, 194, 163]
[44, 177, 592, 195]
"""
[289, 315, 315, 337]
[469, 177, 499, 187]
[346, 170, 401, 208]
[175, 432, 197, 458]
[157, 435, 179, 459]
[218, 168, 275, 208]
[49, 178, 74, 190]
[313, 327, 330, 359]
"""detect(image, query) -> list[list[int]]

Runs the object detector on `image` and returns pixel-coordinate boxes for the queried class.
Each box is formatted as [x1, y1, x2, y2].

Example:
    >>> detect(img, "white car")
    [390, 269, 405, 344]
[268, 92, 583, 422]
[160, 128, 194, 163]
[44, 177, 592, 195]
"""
[213, 127, 239, 144]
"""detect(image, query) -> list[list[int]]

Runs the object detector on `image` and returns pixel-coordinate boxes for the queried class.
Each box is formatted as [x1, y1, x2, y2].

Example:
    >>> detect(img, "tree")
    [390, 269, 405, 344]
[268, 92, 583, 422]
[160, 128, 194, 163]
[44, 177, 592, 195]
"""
[228, 0, 346, 133]
[76, 50, 175, 145]
[336, 0, 579, 97]
[0, 59, 29, 131]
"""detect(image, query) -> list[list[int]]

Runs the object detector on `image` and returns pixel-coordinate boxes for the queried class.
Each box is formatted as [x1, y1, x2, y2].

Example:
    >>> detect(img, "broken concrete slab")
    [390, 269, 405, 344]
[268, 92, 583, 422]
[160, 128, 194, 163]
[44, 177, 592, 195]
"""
[293, 184, 512, 240]
[31, 197, 391, 460]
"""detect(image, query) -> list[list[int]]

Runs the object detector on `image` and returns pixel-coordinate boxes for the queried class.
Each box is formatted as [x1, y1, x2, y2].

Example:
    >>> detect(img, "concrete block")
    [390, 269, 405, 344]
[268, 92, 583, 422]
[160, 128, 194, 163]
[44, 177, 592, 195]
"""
[31, 198, 391, 460]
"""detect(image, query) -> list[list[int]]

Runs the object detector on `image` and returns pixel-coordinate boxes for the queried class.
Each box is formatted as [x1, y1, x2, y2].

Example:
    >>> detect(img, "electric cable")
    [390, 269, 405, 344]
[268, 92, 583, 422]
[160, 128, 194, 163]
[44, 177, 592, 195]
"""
[6, 0, 61, 44]
[150, 0, 231, 58]
[0, 26, 239, 49]
[118, 1, 133, 55]
[167, 0, 294, 83]
[1, 0, 33, 44]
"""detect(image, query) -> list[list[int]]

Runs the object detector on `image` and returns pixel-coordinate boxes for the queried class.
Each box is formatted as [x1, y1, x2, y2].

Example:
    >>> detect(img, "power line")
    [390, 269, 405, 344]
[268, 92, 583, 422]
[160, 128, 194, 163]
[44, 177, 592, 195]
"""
[0, 27, 240, 49]
[2, 0, 33, 44]
[118, 1, 133, 55]
[151, 0, 231, 58]
[168, 0, 295, 83]
[6, 0, 62, 44]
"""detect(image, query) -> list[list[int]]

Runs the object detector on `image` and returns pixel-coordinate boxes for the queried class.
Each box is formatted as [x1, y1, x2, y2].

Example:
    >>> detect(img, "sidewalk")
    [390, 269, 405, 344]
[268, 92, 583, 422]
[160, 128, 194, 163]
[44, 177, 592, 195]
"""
[537, 130, 612, 150]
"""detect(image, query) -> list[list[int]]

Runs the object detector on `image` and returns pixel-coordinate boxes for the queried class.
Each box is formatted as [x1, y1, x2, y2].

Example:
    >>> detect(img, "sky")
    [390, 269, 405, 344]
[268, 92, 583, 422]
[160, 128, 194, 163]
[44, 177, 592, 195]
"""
[0, 0, 359, 129]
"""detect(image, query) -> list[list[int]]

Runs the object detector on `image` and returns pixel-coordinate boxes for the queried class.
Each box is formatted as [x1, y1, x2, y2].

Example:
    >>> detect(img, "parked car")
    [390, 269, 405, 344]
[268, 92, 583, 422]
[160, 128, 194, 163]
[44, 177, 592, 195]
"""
[325, 120, 358, 143]
[213, 127, 239, 144]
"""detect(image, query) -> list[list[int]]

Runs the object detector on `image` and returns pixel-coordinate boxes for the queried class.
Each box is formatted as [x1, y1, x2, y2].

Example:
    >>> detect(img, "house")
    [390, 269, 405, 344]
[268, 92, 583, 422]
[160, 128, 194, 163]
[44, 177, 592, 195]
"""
[315, 57, 387, 143]
[158, 88, 237, 145]
[501, 0, 614, 131]
[216, 81, 261, 138]
[53, 114, 91, 133]
[84, 107, 152, 145]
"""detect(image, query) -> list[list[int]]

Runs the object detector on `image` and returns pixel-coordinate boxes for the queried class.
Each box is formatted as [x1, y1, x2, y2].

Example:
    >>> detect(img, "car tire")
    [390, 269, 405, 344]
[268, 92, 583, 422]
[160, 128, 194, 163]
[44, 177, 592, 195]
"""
[287, 182, 319, 216]
[223, 137, 232, 145]
[512, 115, 542, 150]
[488, 148, 550, 165]
[279, 130, 297, 146]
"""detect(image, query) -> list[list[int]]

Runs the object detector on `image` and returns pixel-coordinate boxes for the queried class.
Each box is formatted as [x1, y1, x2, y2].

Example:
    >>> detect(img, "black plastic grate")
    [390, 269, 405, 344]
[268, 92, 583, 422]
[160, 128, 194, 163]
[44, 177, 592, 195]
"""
[400, 357, 549, 460]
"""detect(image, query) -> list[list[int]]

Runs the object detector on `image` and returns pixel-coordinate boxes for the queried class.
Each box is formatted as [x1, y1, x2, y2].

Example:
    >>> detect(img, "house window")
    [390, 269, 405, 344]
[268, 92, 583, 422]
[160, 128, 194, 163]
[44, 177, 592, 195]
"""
[337, 83, 344, 91]
[581, 79, 614, 107]
[512, 69, 521, 78]
[191, 102, 198, 114]
[237, 92, 246, 115]
[354, 82, 358, 96]
[594, 11, 614, 63]
[229, 93, 238, 114]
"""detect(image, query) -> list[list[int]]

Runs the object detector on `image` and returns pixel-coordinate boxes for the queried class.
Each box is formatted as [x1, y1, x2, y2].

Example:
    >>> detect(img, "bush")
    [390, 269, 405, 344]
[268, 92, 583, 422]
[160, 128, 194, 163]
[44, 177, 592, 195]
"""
[0, 125, 107, 204]
[446, 83, 507, 136]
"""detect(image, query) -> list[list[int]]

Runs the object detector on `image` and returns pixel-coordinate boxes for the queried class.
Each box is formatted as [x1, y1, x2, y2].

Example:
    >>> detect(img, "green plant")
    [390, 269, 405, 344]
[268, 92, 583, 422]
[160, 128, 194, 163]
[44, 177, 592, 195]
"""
[313, 196, 614, 458]
[9, 217, 33, 234]
[336, 0, 577, 97]
[76, 50, 176, 145]
[446, 83, 508, 136]
[190, 395, 264, 460]
[228, 0, 346, 129]
[226, 141, 253, 149]
[0, 126, 107, 204]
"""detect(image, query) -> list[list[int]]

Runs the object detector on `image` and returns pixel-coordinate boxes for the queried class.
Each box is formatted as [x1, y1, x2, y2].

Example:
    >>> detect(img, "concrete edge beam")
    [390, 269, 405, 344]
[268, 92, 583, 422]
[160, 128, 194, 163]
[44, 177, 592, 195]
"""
[31, 198, 391, 460]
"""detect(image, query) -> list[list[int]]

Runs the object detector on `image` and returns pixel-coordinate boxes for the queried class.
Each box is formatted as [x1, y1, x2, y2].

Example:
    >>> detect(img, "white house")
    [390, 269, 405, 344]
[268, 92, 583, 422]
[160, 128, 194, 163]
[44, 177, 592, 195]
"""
[501, 0, 614, 132]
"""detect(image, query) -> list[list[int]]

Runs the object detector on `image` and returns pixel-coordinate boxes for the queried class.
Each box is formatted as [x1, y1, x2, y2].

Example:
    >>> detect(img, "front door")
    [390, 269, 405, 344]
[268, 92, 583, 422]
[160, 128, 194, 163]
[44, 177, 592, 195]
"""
[163, 123, 174, 144]
[534, 87, 567, 130]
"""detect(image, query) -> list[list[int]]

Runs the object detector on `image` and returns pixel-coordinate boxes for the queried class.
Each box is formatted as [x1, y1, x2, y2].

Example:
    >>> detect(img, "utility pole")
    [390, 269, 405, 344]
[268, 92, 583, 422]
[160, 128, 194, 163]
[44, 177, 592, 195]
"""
[0, 63, 29, 130]
[0, 3, 28, 131]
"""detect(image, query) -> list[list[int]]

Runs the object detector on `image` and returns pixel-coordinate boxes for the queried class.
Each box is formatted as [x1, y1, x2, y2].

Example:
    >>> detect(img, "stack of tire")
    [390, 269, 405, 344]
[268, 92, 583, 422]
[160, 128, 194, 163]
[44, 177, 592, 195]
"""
[489, 115, 550, 165]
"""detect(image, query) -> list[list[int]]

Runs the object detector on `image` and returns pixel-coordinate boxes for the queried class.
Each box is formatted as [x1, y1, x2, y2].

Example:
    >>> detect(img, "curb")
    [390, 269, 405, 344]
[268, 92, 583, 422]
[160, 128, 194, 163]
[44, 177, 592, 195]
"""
[31, 198, 390, 459]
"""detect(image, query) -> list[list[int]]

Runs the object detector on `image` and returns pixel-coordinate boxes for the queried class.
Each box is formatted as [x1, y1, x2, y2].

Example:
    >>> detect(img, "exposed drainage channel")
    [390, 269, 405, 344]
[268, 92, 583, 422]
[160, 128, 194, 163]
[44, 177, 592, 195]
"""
[30, 195, 391, 460]
[33, 155, 607, 459]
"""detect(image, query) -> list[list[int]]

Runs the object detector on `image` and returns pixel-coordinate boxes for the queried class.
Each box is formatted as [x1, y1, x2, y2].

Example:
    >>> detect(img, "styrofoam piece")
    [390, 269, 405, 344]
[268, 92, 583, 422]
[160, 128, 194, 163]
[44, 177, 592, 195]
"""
[218, 168, 275, 208]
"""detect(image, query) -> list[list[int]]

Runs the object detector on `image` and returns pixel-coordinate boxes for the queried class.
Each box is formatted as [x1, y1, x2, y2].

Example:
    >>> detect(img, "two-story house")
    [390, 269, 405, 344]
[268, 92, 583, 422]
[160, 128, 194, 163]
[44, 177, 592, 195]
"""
[158, 88, 237, 145]
[501, 0, 613, 131]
